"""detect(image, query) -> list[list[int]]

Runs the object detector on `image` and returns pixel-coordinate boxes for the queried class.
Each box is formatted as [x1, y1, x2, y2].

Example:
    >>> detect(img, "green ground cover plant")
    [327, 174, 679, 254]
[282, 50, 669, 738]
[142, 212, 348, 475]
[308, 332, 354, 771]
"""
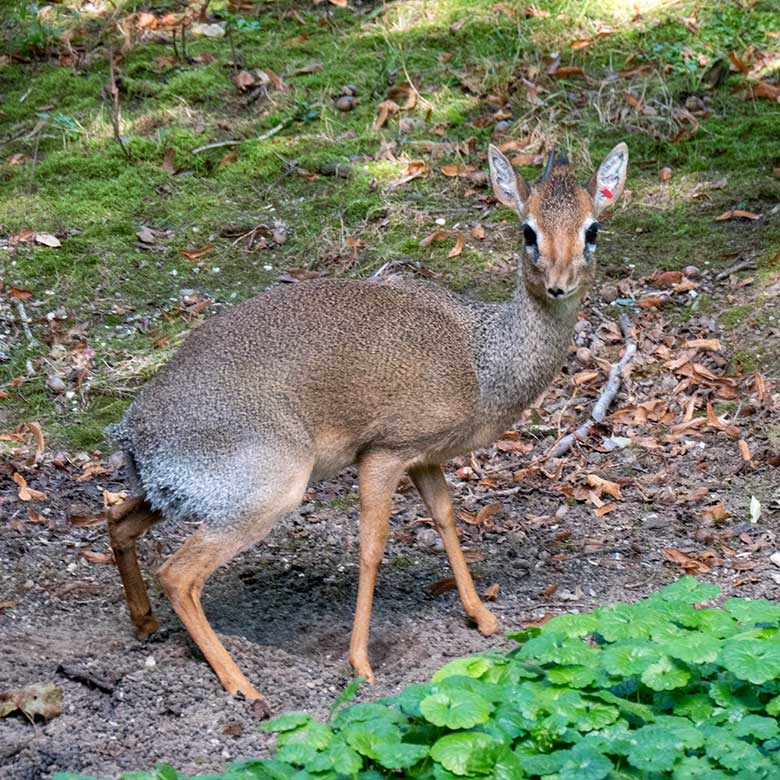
[56, 578, 780, 779]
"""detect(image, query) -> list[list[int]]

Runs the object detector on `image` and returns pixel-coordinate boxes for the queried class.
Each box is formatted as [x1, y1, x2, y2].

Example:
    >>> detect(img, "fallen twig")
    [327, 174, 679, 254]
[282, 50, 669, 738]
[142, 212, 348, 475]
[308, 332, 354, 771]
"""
[545, 314, 636, 459]
[106, 42, 131, 161]
[191, 123, 286, 154]
[17, 302, 35, 343]
[715, 257, 756, 281]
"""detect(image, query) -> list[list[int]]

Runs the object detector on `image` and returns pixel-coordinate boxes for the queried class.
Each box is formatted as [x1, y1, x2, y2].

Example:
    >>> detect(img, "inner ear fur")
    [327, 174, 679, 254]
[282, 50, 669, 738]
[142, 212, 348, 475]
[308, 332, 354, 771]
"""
[588, 142, 629, 215]
[488, 145, 530, 214]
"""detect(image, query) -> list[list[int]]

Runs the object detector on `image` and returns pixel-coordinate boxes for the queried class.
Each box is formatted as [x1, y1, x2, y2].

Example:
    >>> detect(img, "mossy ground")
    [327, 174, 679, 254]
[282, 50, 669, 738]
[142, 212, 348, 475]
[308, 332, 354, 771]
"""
[1, 0, 779, 448]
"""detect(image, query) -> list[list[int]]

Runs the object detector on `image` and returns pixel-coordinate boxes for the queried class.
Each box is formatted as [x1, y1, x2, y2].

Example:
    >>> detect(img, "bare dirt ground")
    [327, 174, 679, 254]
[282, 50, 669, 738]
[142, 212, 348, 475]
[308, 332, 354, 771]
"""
[2, 269, 779, 780]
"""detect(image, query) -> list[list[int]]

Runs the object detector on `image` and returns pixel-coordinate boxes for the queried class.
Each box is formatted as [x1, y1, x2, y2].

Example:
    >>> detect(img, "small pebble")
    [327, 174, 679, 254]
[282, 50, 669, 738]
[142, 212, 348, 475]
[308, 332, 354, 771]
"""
[334, 95, 355, 112]
[47, 375, 66, 393]
[683, 265, 700, 277]
[575, 347, 592, 364]
[144, 656, 156, 669]
[600, 284, 619, 303]
[341, 84, 358, 96]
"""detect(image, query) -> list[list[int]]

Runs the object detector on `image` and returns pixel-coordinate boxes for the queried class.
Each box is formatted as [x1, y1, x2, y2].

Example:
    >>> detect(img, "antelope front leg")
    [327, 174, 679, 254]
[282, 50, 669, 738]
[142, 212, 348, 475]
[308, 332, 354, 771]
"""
[410, 464, 499, 636]
[349, 451, 405, 683]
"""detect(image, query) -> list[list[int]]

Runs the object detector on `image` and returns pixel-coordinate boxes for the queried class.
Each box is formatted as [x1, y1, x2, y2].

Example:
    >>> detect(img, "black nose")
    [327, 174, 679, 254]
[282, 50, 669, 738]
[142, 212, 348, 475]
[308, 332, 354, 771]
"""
[547, 287, 565, 298]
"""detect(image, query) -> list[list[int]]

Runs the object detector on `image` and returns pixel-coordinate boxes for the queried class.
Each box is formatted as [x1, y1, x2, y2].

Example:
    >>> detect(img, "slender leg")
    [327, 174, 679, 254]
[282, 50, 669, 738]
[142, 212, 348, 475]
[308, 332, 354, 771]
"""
[348, 451, 406, 683]
[107, 498, 161, 640]
[158, 524, 270, 704]
[409, 464, 499, 636]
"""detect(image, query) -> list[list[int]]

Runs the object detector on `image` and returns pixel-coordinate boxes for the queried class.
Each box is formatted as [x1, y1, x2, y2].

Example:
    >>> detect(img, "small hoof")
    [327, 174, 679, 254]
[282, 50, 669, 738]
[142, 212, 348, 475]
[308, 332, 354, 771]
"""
[249, 696, 273, 720]
[474, 610, 500, 636]
[133, 613, 160, 641]
[350, 659, 375, 685]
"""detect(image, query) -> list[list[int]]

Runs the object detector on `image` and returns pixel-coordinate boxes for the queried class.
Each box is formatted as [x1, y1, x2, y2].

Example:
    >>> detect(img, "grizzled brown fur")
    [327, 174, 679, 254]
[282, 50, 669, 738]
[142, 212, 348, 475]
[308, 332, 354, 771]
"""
[105, 142, 629, 703]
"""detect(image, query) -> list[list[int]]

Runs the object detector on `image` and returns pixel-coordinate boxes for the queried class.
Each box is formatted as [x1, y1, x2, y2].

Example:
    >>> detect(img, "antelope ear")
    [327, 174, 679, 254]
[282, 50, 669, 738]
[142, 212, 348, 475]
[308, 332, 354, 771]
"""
[588, 142, 628, 215]
[488, 145, 530, 215]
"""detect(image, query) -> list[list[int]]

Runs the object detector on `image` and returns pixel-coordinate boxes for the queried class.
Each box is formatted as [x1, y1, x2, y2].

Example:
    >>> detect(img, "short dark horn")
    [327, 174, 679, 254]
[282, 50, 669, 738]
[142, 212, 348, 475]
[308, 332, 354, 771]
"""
[542, 148, 556, 181]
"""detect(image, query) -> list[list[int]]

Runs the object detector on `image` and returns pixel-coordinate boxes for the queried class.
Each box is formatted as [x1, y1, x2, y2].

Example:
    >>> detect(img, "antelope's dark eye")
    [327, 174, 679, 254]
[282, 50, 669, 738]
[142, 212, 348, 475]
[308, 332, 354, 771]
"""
[523, 224, 537, 247]
[585, 223, 599, 244]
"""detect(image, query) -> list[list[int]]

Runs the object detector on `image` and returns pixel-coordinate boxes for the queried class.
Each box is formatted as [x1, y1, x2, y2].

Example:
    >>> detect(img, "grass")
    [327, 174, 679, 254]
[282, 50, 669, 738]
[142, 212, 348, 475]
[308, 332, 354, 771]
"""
[1, 0, 779, 447]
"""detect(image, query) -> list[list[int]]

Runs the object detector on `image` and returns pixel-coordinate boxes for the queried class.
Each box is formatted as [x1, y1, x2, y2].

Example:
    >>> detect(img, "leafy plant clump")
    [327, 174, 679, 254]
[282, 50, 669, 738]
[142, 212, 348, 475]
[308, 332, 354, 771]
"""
[60, 578, 780, 780]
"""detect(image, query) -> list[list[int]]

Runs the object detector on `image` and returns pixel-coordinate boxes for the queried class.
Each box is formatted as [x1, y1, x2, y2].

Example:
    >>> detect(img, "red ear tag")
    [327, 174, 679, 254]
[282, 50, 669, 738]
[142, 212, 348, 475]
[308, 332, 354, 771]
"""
[601, 187, 613, 199]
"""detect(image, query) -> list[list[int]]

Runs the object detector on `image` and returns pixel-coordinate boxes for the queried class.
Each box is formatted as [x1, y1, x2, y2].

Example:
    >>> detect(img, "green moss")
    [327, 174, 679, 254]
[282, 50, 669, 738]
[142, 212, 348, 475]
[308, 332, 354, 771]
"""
[2, 0, 777, 448]
[720, 305, 752, 329]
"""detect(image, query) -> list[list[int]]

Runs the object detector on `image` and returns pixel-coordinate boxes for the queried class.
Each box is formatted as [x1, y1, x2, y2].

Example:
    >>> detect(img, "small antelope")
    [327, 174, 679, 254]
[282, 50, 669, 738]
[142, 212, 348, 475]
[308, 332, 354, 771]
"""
[106, 142, 628, 708]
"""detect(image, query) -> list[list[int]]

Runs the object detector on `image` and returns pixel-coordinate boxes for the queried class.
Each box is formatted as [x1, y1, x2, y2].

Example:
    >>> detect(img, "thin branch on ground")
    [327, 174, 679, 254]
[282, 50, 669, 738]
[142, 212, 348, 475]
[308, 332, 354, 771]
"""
[715, 257, 757, 281]
[106, 42, 131, 160]
[17, 302, 35, 343]
[191, 123, 286, 154]
[544, 314, 636, 459]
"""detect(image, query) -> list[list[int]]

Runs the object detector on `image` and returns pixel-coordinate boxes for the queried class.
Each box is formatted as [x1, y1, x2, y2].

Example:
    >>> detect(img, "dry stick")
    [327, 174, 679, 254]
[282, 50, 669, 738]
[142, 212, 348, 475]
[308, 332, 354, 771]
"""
[715, 257, 756, 281]
[191, 123, 286, 154]
[107, 42, 131, 160]
[17, 302, 35, 343]
[545, 314, 636, 459]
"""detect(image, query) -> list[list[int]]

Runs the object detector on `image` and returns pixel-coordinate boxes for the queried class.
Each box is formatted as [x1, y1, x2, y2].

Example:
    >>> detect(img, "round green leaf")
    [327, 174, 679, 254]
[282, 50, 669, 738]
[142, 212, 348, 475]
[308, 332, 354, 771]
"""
[259, 712, 311, 734]
[654, 577, 720, 604]
[596, 604, 655, 641]
[343, 719, 401, 759]
[662, 634, 721, 665]
[719, 639, 780, 684]
[420, 690, 493, 729]
[373, 742, 429, 770]
[430, 732, 497, 776]
[560, 744, 613, 780]
[641, 655, 690, 690]
[628, 725, 685, 772]
[733, 714, 780, 740]
[433, 656, 491, 682]
[723, 598, 780, 626]
[543, 613, 599, 638]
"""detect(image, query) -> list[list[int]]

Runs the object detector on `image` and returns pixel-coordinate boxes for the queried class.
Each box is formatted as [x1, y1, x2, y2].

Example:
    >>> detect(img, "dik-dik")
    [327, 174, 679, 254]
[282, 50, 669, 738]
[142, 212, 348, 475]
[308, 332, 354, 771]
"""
[106, 142, 628, 708]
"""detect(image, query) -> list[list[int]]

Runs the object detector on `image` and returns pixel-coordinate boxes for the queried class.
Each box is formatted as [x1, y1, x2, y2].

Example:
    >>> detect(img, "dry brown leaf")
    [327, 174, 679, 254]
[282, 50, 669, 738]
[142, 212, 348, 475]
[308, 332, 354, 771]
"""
[387, 82, 417, 111]
[77, 461, 112, 482]
[102, 489, 128, 507]
[738, 82, 780, 102]
[448, 231, 465, 258]
[13, 472, 47, 502]
[233, 70, 256, 91]
[587, 474, 623, 500]
[80, 550, 115, 564]
[0, 682, 63, 721]
[659, 167, 673, 181]
[594, 502, 618, 517]
[328, 0, 348, 6]
[652, 270, 682, 286]
[440, 164, 477, 177]
[549, 66, 585, 79]
[728, 50, 750, 74]
[471, 224, 486, 240]
[420, 230, 452, 248]
[429, 577, 457, 596]
[389, 160, 426, 188]
[69, 513, 106, 528]
[27, 509, 46, 523]
[162, 147, 177, 174]
[135, 11, 158, 29]
[706, 403, 740, 438]
[572, 369, 600, 385]
[714, 209, 762, 221]
[493, 3, 515, 17]
[179, 244, 214, 262]
[8, 286, 33, 300]
[372, 99, 400, 130]
[683, 338, 721, 352]
[738, 439, 752, 462]
[26, 421, 45, 453]
[663, 547, 709, 574]
[483, 583, 500, 601]
[541, 582, 558, 598]
[474, 501, 501, 526]
[702, 504, 731, 524]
